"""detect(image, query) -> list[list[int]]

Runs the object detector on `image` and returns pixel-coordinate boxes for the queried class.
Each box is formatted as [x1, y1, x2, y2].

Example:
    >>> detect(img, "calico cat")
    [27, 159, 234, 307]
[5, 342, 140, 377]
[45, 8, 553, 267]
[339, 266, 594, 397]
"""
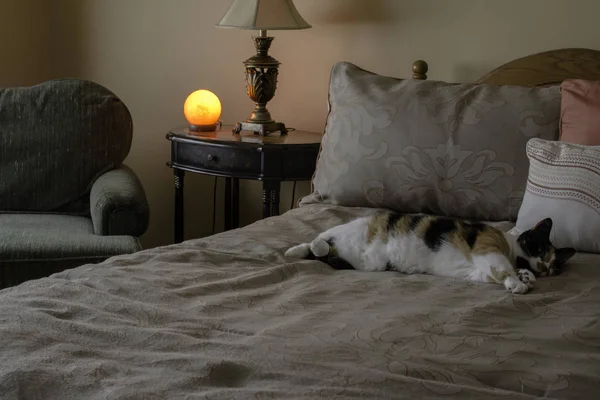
[284, 212, 576, 294]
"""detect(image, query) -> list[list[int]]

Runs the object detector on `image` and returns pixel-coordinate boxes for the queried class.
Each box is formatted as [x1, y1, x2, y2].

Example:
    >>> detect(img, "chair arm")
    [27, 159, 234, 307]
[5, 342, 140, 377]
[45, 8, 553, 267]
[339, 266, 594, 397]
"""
[90, 165, 149, 236]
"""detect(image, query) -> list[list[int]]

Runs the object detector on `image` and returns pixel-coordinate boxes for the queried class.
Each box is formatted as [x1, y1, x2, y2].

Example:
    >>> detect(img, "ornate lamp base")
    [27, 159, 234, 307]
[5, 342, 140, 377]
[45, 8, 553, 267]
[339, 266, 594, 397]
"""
[233, 121, 287, 136]
[234, 31, 290, 137]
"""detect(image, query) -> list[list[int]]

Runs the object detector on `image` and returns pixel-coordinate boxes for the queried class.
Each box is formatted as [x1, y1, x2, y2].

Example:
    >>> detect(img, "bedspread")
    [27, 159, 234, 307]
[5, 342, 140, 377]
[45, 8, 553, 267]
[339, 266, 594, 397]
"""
[1, 204, 599, 399]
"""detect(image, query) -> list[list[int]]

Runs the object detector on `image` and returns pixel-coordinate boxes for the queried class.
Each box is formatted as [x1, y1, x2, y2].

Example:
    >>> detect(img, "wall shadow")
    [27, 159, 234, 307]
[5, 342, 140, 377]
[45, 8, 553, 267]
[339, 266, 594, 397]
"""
[315, 0, 398, 25]
[47, 0, 87, 80]
[452, 63, 497, 83]
[0, 0, 87, 86]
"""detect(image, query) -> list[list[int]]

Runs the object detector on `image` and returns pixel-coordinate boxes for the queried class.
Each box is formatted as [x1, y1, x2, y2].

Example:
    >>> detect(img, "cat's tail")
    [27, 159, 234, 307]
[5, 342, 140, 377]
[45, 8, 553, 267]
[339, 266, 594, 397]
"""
[284, 238, 331, 259]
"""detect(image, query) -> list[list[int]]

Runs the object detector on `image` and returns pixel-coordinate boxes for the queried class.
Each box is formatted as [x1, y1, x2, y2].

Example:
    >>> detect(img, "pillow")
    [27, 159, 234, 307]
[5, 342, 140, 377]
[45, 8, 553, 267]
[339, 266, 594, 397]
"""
[301, 61, 561, 221]
[560, 79, 600, 145]
[515, 138, 600, 253]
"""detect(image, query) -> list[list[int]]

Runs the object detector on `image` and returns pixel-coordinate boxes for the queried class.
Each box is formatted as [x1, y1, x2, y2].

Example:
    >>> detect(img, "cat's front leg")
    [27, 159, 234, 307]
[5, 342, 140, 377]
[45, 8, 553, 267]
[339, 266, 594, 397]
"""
[474, 254, 529, 294]
[503, 276, 529, 294]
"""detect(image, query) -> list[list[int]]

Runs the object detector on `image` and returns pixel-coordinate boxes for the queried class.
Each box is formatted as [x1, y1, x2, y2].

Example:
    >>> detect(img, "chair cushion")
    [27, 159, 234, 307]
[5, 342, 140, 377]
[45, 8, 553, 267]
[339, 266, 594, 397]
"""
[0, 79, 133, 213]
[0, 214, 141, 287]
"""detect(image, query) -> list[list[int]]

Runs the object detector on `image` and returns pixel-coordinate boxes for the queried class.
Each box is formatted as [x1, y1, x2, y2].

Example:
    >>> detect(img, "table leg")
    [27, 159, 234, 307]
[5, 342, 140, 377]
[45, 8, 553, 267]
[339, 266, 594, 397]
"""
[174, 168, 185, 243]
[232, 178, 240, 229]
[224, 178, 232, 231]
[262, 181, 272, 219]
[270, 180, 281, 216]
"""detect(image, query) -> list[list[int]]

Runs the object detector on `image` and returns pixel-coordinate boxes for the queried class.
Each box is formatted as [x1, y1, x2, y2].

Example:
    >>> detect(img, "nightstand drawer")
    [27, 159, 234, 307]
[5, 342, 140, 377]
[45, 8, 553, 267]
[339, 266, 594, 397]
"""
[174, 141, 262, 176]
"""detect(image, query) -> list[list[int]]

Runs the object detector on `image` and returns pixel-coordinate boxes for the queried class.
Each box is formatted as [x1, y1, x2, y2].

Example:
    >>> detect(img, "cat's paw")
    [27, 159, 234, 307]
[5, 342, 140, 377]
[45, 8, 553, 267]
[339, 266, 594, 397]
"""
[504, 276, 529, 294]
[310, 239, 330, 258]
[517, 269, 536, 289]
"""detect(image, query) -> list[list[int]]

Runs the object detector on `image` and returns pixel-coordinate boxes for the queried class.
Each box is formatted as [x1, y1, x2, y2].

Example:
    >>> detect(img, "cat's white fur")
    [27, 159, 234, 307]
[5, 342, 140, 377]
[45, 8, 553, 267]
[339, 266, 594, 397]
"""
[285, 216, 538, 294]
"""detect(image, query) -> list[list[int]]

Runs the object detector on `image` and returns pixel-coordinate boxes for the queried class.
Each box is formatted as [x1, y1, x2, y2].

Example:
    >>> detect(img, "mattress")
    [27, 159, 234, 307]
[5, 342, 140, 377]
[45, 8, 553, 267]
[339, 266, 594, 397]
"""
[1, 204, 599, 399]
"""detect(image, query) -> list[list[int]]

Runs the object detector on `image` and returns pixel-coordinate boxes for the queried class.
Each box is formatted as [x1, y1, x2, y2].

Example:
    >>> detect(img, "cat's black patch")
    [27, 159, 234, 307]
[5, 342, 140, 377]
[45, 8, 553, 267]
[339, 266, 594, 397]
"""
[306, 238, 355, 271]
[518, 234, 541, 257]
[464, 222, 486, 248]
[386, 213, 403, 232]
[517, 219, 553, 257]
[408, 215, 424, 232]
[556, 247, 576, 266]
[424, 218, 457, 251]
[516, 256, 534, 272]
[306, 252, 354, 270]
[323, 255, 355, 270]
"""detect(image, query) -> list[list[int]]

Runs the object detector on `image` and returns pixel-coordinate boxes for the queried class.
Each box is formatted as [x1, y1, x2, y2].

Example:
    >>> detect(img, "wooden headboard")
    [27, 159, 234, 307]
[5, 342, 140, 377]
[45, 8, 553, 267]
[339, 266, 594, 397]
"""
[412, 48, 600, 86]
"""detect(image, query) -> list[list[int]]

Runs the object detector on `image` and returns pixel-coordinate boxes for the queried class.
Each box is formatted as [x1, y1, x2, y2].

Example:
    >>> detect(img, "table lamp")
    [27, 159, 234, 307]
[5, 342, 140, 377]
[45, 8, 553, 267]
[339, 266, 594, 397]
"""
[216, 0, 311, 136]
[183, 89, 222, 132]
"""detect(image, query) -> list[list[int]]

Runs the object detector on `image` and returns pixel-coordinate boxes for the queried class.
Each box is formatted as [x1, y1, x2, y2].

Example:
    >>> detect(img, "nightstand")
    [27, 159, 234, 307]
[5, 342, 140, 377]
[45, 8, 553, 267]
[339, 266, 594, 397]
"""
[166, 126, 322, 243]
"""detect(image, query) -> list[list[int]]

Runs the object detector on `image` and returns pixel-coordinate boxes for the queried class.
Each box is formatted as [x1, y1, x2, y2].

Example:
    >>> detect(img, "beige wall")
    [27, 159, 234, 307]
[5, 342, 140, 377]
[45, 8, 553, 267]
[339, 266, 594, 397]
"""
[0, 0, 52, 86]
[9, 0, 600, 247]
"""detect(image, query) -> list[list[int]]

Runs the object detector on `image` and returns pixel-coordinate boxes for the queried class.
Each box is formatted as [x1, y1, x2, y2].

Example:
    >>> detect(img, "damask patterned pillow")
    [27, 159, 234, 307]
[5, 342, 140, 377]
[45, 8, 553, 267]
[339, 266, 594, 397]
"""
[301, 61, 561, 221]
[515, 138, 600, 253]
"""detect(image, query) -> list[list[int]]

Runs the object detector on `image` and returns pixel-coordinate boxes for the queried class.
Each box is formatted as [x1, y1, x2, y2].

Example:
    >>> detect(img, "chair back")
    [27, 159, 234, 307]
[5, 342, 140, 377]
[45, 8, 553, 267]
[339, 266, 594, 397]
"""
[0, 79, 133, 213]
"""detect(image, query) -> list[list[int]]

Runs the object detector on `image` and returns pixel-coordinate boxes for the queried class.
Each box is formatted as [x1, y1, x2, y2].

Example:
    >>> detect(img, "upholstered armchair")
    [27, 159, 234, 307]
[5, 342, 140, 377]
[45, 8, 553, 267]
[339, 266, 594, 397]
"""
[0, 78, 149, 288]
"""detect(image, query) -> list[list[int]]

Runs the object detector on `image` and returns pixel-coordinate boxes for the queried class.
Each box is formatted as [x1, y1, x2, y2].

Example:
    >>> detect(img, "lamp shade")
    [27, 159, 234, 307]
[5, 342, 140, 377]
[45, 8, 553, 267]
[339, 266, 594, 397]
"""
[216, 0, 311, 30]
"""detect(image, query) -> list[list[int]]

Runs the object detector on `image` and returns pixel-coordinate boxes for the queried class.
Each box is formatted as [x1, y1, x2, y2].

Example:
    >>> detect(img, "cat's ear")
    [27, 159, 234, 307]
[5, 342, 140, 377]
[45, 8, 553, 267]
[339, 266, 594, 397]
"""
[531, 218, 553, 239]
[556, 247, 576, 266]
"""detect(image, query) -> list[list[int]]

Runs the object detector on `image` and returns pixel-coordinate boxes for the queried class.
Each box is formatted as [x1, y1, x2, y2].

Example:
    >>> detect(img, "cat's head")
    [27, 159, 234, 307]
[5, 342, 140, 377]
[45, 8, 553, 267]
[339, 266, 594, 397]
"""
[516, 218, 576, 277]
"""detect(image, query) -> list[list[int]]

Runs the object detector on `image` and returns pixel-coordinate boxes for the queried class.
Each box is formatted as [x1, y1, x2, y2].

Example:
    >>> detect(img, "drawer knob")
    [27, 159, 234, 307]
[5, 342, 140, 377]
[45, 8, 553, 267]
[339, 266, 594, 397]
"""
[207, 154, 217, 162]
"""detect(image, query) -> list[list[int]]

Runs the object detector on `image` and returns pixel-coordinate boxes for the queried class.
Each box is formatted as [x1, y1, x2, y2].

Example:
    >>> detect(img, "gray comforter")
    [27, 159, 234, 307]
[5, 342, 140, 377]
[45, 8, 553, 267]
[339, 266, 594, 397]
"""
[1, 204, 599, 399]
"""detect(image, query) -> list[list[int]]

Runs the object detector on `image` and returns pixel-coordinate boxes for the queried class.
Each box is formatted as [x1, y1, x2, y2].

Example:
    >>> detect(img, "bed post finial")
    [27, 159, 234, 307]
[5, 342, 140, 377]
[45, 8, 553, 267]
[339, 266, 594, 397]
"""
[412, 60, 428, 80]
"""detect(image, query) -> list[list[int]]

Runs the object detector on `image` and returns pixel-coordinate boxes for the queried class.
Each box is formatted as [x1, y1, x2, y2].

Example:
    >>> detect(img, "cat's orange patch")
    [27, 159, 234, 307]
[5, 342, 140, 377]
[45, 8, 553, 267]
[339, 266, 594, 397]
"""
[367, 213, 390, 243]
[393, 217, 413, 236]
[413, 216, 435, 238]
[472, 226, 510, 257]
[448, 225, 472, 260]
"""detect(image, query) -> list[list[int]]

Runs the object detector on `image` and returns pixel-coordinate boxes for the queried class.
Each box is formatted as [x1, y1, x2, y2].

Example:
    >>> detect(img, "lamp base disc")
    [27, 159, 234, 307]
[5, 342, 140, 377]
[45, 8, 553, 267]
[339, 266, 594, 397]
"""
[189, 123, 220, 132]
[232, 121, 288, 136]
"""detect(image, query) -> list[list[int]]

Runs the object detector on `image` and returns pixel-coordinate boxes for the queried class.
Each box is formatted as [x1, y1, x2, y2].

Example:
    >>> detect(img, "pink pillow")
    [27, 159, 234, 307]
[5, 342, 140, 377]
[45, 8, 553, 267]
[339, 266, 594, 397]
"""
[560, 79, 600, 145]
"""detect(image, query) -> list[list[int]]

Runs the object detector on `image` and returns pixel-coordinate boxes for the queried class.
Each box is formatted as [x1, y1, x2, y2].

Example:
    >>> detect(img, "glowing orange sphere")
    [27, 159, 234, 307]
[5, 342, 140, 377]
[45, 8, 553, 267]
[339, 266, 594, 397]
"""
[183, 89, 222, 128]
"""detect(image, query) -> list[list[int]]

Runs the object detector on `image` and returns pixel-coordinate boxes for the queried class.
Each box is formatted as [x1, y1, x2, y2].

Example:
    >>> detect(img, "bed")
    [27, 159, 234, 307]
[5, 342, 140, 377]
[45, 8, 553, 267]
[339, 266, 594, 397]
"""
[2, 48, 600, 399]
